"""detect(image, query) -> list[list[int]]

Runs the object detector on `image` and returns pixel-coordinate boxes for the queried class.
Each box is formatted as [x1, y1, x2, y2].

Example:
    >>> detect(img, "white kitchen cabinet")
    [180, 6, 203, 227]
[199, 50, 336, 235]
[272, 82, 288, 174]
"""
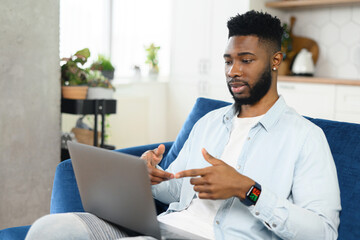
[278, 80, 360, 124]
[170, 0, 213, 78]
[335, 85, 360, 123]
[278, 81, 336, 119]
[171, 0, 249, 81]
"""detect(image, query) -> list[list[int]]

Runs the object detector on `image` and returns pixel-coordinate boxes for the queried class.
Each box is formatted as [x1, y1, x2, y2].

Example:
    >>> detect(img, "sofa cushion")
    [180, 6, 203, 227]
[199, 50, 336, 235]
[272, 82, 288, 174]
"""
[0, 225, 31, 240]
[309, 118, 360, 240]
[159, 97, 231, 169]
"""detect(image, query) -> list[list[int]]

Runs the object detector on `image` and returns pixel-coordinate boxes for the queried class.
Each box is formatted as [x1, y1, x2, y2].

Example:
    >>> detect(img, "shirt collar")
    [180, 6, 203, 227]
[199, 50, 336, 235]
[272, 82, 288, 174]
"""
[223, 96, 287, 132]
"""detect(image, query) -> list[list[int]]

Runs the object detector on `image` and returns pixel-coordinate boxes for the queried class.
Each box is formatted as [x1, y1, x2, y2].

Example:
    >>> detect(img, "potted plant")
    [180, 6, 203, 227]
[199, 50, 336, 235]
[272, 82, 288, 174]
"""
[86, 70, 115, 99]
[61, 48, 90, 99]
[90, 54, 115, 80]
[145, 43, 160, 76]
[278, 23, 292, 76]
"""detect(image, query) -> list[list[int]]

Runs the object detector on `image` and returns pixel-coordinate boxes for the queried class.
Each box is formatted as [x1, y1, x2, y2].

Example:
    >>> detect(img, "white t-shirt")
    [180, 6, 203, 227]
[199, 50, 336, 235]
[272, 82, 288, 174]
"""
[158, 114, 263, 239]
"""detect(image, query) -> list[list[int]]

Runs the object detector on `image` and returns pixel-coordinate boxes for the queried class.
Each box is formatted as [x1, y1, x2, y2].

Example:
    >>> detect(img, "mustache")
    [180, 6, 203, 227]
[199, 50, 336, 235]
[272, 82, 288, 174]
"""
[227, 78, 249, 86]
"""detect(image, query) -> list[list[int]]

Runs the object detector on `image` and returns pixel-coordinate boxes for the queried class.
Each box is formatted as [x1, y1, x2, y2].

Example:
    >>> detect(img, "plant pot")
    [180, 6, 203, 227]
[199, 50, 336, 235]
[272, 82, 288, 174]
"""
[148, 67, 159, 81]
[62, 86, 88, 99]
[87, 87, 114, 99]
[101, 70, 115, 80]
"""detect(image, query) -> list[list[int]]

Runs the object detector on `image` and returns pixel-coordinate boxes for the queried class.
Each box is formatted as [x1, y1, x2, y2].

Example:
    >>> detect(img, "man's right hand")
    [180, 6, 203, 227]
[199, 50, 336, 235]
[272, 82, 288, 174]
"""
[141, 144, 174, 185]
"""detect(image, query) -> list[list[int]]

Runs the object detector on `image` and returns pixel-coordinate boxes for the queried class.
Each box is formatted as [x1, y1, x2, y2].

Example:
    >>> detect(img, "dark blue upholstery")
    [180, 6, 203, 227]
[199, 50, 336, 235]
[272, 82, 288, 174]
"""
[308, 118, 360, 240]
[1, 97, 360, 240]
[0, 226, 31, 240]
[50, 159, 85, 214]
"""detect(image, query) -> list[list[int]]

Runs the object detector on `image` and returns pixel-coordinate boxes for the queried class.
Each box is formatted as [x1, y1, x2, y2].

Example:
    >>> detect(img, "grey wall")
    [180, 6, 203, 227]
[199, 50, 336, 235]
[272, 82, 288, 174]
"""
[0, 0, 60, 229]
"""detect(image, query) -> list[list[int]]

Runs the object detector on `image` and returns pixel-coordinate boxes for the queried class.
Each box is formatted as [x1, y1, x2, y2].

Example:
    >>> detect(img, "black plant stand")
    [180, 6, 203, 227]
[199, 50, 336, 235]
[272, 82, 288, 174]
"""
[61, 98, 117, 160]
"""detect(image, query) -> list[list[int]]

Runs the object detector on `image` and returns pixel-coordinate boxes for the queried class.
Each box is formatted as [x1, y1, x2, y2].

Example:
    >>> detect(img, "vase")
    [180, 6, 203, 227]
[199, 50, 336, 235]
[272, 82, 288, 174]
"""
[61, 86, 88, 99]
[87, 87, 114, 99]
[148, 67, 159, 81]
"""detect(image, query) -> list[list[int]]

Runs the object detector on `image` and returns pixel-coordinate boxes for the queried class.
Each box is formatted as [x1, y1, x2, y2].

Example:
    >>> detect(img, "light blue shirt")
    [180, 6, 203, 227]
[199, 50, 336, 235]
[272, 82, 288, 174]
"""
[152, 96, 341, 240]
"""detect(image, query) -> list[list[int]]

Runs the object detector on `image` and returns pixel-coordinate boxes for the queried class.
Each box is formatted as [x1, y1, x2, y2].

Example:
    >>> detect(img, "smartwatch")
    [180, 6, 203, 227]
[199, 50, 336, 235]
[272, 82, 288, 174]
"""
[241, 182, 262, 206]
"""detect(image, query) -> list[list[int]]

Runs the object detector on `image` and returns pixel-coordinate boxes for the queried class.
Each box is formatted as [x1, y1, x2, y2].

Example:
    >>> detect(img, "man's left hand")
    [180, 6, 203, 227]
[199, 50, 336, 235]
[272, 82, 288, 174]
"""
[175, 148, 255, 200]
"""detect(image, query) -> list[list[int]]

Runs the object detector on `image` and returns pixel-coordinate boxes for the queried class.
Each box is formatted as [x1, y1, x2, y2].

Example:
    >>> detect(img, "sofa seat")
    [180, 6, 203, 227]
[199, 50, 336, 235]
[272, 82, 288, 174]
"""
[1, 97, 360, 240]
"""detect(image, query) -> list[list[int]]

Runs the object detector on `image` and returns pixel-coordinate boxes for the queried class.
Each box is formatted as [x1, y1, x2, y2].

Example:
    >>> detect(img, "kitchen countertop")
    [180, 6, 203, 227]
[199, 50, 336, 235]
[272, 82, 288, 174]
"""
[278, 75, 360, 86]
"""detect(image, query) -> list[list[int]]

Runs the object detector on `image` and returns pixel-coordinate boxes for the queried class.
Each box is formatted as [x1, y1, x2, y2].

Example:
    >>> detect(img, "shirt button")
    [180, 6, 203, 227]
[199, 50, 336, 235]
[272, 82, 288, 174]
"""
[225, 117, 229, 120]
[272, 223, 277, 228]
[216, 220, 220, 225]
[247, 137, 250, 140]
[236, 165, 241, 170]
[255, 211, 260, 216]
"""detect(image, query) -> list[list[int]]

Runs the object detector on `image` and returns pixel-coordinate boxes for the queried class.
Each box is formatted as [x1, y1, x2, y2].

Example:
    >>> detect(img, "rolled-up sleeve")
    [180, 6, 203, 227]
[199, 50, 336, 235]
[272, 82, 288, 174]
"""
[249, 126, 341, 240]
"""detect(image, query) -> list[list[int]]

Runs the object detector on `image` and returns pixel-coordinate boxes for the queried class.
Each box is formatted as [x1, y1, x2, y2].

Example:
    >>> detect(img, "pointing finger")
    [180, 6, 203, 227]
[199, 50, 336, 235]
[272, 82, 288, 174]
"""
[150, 168, 174, 180]
[175, 168, 206, 179]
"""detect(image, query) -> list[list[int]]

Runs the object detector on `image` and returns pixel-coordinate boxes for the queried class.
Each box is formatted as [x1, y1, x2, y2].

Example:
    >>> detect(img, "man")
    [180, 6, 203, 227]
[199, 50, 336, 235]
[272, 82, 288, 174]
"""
[26, 10, 341, 240]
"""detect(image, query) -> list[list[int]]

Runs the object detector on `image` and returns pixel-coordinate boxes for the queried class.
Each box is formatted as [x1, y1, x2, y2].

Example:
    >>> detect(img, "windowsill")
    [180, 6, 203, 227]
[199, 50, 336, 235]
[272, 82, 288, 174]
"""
[112, 75, 170, 86]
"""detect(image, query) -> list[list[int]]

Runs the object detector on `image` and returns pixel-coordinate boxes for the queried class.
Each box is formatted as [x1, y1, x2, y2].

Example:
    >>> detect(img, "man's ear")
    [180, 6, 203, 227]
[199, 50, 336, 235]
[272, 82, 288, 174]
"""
[272, 51, 283, 69]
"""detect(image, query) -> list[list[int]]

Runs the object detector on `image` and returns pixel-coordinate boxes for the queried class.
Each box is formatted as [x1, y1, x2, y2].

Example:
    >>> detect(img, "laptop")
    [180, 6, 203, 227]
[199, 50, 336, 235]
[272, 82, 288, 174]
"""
[67, 141, 208, 240]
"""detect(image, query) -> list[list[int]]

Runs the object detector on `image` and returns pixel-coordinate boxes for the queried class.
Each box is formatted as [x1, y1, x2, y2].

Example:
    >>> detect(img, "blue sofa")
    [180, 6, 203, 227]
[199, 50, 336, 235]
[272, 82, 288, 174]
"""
[1, 97, 360, 240]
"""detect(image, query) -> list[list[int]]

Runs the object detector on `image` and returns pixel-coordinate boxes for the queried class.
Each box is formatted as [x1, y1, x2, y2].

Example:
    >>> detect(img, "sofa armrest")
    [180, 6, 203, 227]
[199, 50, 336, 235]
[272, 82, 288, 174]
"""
[115, 142, 173, 157]
[50, 142, 174, 214]
[0, 226, 31, 240]
[50, 159, 85, 214]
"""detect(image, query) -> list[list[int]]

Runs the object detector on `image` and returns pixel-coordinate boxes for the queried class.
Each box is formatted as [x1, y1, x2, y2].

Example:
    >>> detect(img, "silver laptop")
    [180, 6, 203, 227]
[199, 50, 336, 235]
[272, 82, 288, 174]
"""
[67, 141, 208, 240]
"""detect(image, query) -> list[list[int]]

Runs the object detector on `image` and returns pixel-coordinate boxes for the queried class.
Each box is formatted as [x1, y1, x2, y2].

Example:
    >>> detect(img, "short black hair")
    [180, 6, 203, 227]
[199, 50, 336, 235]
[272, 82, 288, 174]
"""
[227, 10, 283, 53]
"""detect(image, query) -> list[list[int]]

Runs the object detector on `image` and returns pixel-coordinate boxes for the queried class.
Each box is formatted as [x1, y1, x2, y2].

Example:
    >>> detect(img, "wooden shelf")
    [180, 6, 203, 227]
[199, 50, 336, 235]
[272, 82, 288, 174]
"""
[278, 75, 360, 86]
[266, 0, 360, 9]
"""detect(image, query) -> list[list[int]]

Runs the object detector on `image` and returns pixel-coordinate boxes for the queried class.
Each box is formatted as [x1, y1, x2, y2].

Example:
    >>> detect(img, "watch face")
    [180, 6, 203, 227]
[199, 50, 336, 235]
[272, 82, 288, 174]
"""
[248, 186, 261, 203]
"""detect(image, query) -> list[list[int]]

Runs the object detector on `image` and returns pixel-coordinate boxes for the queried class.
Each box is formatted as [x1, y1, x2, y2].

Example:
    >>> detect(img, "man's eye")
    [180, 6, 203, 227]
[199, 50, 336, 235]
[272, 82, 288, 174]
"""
[242, 59, 253, 63]
[225, 61, 232, 65]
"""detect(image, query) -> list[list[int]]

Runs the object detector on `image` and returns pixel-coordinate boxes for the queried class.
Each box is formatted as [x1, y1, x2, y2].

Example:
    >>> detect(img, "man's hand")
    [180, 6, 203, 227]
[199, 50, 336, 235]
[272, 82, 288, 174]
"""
[175, 148, 255, 200]
[141, 144, 174, 185]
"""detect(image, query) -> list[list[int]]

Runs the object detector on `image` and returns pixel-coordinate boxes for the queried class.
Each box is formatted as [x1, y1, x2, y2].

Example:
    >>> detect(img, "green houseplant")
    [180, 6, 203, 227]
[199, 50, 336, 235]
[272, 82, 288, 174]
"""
[86, 70, 115, 99]
[281, 23, 292, 60]
[145, 43, 160, 75]
[90, 54, 115, 80]
[279, 23, 294, 76]
[61, 48, 91, 99]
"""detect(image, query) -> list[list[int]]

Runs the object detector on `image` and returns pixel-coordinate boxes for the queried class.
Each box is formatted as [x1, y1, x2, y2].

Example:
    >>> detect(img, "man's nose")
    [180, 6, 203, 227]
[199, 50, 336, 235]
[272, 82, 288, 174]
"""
[227, 63, 243, 78]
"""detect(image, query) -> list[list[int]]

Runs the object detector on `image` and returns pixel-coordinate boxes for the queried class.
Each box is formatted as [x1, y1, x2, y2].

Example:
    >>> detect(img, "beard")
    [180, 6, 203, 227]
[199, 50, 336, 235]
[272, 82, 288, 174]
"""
[228, 64, 272, 114]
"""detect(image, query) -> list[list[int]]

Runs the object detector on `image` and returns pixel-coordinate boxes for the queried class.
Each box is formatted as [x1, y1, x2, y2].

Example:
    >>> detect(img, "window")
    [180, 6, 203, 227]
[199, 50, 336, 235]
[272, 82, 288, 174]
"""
[111, 0, 171, 79]
[60, 0, 111, 67]
[60, 0, 171, 80]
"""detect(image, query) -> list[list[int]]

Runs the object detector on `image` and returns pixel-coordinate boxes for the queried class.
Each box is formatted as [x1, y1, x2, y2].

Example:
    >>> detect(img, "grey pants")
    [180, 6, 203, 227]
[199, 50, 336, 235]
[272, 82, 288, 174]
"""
[25, 212, 156, 240]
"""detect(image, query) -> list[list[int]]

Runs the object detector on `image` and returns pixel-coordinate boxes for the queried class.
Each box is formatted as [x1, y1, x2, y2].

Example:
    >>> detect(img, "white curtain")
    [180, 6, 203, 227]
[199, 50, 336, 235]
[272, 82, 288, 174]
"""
[60, 0, 171, 78]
